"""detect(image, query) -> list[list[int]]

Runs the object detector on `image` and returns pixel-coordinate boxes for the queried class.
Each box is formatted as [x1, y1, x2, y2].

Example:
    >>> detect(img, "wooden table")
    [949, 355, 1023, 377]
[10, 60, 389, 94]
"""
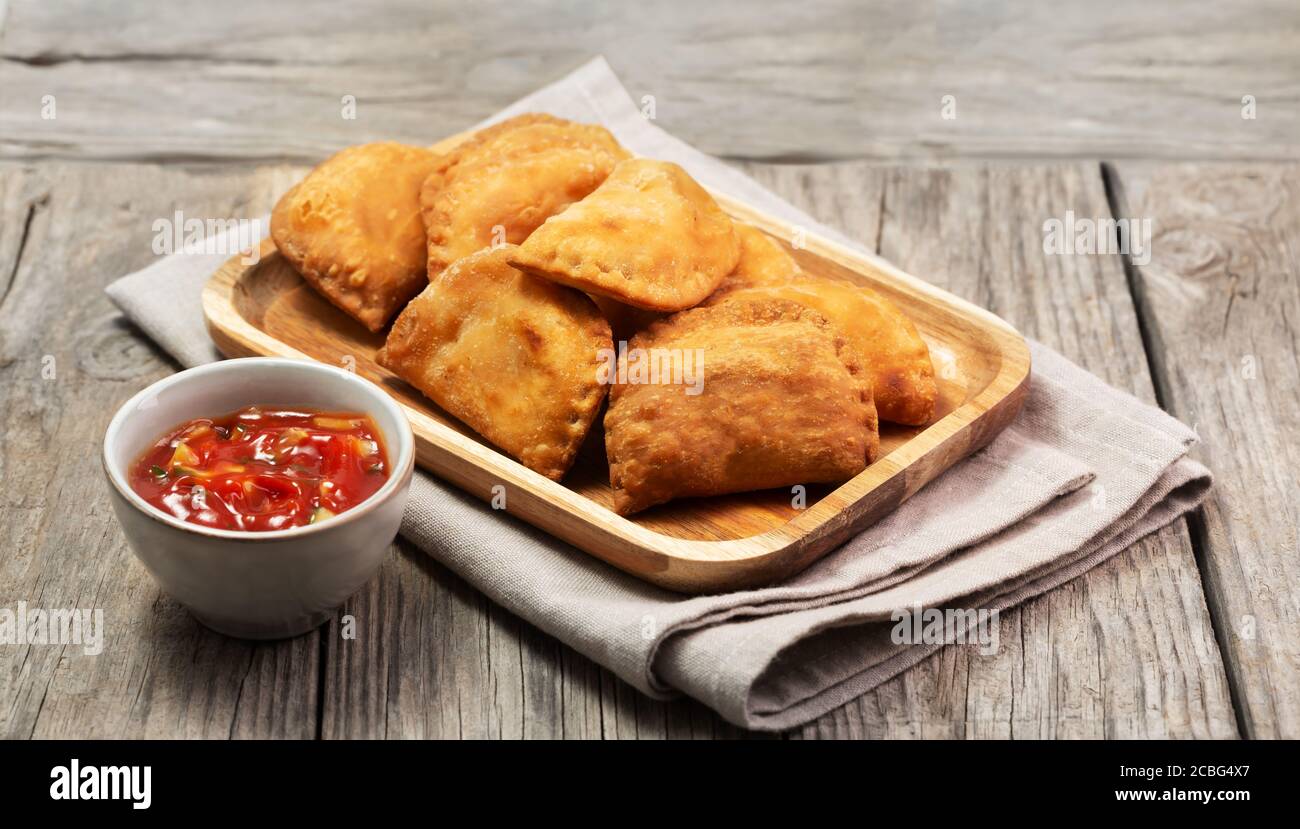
[1, 1, 1296, 739]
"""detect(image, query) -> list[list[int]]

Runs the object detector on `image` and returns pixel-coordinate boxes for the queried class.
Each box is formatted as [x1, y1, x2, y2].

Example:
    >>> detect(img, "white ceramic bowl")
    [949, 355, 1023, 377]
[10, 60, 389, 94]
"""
[102, 357, 415, 639]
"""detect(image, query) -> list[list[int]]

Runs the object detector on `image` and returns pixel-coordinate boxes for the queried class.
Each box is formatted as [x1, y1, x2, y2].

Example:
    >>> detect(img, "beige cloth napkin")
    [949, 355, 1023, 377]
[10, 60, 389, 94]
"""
[106, 57, 1210, 730]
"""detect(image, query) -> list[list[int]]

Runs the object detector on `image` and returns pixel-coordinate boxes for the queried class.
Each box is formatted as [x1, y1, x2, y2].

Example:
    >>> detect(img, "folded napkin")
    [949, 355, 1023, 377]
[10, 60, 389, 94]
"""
[106, 57, 1211, 731]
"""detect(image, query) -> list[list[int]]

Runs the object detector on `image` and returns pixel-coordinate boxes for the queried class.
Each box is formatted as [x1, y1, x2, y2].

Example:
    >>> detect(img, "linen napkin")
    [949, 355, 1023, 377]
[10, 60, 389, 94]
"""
[106, 56, 1211, 731]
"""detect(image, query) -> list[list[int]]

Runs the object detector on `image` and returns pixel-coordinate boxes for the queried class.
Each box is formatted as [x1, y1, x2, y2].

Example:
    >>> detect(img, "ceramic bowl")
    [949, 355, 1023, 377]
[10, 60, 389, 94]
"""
[102, 357, 414, 639]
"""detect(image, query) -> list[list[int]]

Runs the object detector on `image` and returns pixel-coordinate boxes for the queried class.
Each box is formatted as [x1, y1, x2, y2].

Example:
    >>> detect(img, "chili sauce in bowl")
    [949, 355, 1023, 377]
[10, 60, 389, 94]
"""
[128, 405, 390, 532]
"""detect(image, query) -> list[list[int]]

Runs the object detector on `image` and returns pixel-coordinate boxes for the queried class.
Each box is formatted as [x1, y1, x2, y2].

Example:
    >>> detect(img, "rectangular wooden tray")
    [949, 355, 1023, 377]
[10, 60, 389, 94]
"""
[202, 137, 1030, 594]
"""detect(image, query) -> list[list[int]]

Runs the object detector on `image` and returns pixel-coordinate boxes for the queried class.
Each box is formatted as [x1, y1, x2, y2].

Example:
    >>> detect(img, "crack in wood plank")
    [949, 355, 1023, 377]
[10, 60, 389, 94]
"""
[0, 193, 42, 316]
[1102, 164, 1256, 741]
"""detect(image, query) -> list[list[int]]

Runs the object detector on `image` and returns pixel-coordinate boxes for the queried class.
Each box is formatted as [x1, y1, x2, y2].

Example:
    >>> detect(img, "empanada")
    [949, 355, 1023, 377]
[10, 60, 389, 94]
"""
[509, 159, 740, 311]
[605, 299, 880, 515]
[589, 223, 795, 342]
[377, 246, 611, 480]
[422, 114, 629, 279]
[708, 280, 937, 425]
[711, 223, 801, 296]
[271, 142, 440, 332]
[589, 225, 798, 367]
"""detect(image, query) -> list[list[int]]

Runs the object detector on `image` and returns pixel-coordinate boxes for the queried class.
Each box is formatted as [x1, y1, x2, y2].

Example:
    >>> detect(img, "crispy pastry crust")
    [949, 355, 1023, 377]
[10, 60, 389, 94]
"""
[377, 246, 612, 481]
[270, 142, 440, 332]
[509, 159, 741, 311]
[421, 114, 629, 280]
[604, 299, 880, 515]
[586, 221, 788, 341]
[710, 223, 801, 296]
[708, 279, 937, 425]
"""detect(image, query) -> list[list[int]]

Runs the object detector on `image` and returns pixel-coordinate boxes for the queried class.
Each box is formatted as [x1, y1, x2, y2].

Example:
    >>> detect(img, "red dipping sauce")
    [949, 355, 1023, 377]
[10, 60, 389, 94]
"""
[128, 405, 390, 532]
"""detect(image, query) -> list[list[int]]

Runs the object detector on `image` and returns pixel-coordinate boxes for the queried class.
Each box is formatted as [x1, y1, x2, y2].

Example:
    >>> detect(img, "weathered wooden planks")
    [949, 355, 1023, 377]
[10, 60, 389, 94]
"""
[2, 0, 1297, 164]
[1109, 163, 1300, 738]
[319, 538, 760, 739]
[744, 162, 1236, 738]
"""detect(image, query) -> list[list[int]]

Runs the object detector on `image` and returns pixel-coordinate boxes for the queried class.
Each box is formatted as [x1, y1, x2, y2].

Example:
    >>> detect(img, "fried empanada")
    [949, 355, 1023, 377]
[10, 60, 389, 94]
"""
[708, 279, 937, 425]
[421, 114, 629, 279]
[271, 142, 440, 332]
[605, 299, 879, 515]
[509, 159, 740, 311]
[377, 246, 611, 480]
[589, 225, 797, 363]
[711, 223, 801, 296]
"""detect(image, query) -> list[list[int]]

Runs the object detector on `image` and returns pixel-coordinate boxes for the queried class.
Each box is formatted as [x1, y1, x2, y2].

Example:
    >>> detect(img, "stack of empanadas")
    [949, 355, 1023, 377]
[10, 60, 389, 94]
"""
[270, 114, 937, 514]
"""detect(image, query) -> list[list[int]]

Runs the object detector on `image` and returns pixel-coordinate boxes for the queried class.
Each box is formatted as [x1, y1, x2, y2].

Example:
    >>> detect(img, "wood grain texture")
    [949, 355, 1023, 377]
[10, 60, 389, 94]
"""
[743, 162, 1236, 738]
[320, 537, 761, 739]
[1109, 163, 1300, 738]
[1, 0, 1297, 164]
[203, 129, 1030, 593]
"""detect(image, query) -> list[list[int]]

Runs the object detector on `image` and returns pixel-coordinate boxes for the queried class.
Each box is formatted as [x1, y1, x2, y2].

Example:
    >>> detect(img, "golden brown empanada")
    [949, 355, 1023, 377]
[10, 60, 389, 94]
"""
[509, 159, 740, 311]
[589, 225, 795, 356]
[421, 114, 629, 280]
[711, 223, 801, 296]
[605, 299, 880, 515]
[271, 142, 440, 332]
[377, 246, 611, 480]
[580, 217, 793, 344]
[708, 279, 937, 425]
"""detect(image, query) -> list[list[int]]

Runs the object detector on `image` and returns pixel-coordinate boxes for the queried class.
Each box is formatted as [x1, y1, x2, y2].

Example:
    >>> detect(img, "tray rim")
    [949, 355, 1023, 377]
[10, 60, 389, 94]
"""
[201, 159, 1031, 593]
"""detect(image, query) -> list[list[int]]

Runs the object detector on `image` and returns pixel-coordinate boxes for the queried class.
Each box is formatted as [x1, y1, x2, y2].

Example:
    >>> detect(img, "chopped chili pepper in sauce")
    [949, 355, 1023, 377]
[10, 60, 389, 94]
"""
[128, 405, 390, 532]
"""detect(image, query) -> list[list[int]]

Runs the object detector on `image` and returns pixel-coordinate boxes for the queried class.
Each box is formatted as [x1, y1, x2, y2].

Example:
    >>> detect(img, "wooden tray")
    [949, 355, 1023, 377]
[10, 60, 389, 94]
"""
[203, 140, 1030, 593]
